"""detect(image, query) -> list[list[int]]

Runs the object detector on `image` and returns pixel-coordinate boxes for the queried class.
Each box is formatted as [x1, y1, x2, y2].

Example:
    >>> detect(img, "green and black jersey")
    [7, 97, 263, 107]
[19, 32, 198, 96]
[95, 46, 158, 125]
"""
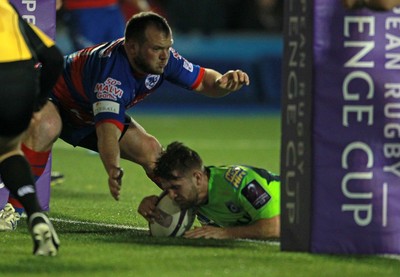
[197, 165, 280, 227]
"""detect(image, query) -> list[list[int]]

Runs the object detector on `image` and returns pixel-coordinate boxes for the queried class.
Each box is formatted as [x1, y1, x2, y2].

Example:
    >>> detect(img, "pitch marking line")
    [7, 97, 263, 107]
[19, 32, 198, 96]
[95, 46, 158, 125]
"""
[50, 217, 148, 231]
[49, 217, 400, 259]
[50, 217, 278, 246]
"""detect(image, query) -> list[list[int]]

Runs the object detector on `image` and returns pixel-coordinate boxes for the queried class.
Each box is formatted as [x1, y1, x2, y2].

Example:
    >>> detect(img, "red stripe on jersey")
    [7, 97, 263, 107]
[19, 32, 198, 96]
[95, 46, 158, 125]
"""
[70, 51, 90, 102]
[53, 77, 91, 126]
[53, 76, 77, 110]
[191, 67, 205, 90]
[102, 38, 124, 56]
[95, 119, 124, 132]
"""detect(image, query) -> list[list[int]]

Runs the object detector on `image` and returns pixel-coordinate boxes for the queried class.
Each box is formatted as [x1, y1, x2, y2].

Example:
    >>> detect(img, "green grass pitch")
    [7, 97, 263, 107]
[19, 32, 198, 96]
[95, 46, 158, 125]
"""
[0, 112, 398, 276]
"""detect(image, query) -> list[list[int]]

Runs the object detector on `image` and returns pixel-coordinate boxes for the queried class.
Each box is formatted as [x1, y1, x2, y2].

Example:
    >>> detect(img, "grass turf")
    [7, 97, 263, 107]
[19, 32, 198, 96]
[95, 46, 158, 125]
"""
[0, 113, 399, 276]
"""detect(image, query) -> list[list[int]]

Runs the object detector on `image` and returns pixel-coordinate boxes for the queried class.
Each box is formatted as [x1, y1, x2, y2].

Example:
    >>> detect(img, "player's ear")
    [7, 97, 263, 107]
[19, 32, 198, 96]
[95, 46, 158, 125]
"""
[193, 170, 202, 182]
[125, 40, 139, 56]
[193, 170, 205, 187]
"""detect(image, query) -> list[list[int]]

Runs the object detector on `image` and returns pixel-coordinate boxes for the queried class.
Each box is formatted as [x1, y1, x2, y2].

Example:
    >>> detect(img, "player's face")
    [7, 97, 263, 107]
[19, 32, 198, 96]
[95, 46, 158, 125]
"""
[132, 25, 173, 75]
[162, 172, 200, 209]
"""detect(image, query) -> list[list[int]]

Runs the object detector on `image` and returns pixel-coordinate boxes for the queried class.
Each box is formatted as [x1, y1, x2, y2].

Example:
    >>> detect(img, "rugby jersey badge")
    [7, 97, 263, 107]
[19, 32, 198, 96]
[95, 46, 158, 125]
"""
[145, 75, 160, 90]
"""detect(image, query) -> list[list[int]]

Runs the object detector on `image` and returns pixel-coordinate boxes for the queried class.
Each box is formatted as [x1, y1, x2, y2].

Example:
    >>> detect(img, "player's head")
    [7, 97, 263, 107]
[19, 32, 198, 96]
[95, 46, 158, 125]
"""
[154, 141, 203, 180]
[124, 12, 173, 75]
[154, 141, 206, 208]
[125, 12, 172, 45]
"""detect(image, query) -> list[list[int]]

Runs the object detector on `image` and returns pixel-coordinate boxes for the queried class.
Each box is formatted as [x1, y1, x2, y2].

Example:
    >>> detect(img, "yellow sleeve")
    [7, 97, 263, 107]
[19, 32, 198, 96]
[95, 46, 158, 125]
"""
[0, 4, 30, 62]
[0, 2, 54, 62]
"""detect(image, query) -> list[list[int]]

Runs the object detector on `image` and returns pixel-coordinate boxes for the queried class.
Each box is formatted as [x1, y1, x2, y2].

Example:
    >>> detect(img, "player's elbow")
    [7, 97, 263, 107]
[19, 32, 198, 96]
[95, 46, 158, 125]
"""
[268, 225, 280, 239]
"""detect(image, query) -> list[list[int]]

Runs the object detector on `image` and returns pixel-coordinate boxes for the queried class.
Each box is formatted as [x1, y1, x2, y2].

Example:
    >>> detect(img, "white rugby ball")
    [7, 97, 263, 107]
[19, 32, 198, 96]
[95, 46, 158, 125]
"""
[149, 193, 195, 237]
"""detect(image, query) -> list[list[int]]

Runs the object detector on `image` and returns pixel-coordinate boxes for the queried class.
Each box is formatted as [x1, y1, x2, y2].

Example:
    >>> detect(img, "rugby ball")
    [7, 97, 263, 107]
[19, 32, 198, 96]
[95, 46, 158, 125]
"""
[149, 193, 195, 237]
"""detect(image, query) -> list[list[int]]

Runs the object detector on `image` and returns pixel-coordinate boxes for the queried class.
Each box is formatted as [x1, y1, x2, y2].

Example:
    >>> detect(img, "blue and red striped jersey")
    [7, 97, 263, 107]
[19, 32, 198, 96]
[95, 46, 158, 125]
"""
[51, 38, 205, 131]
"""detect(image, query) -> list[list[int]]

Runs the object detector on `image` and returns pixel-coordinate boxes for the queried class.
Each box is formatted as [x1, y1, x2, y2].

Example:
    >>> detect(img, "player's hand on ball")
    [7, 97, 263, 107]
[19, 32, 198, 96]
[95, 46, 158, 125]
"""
[184, 226, 229, 239]
[138, 195, 159, 223]
[216, 70, 250, 92]
[108, 167, 123, 201]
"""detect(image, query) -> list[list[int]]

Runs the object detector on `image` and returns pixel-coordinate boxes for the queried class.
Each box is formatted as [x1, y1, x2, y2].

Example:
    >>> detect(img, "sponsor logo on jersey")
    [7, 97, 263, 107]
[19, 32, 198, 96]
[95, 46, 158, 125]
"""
[183, 59, 194, 72]
[171, 48, 182, 60]
[145, 75, 160, 90]
[196, 212, 220, 227]
[93, 101, 120, 115]
[241, 180, 271, 209]
[95, 77, 124, 101]
[224, 166, 247, 189]
[225, 201, 242, 213]
[170, 48, 193, 72]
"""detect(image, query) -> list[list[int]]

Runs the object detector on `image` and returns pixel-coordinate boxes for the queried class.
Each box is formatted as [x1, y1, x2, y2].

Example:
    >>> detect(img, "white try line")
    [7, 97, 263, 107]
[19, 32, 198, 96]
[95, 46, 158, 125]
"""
[48, 217, 400, 259]
[49, 217, 279, 246]
[50, 217, 148, 231]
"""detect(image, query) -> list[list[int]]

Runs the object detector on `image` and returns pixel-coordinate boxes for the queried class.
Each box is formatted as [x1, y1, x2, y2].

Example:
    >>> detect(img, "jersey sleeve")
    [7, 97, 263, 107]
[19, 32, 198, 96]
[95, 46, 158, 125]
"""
[239, 170, 280, 222]
[93, 100, 125, 131]
[164, 48, 205, 90]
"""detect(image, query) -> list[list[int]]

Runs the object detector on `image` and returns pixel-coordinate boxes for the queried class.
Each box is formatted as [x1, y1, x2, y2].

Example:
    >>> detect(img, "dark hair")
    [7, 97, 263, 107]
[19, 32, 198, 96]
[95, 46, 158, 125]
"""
[124, 11, 172, 44]
[153, 141, 202, 180]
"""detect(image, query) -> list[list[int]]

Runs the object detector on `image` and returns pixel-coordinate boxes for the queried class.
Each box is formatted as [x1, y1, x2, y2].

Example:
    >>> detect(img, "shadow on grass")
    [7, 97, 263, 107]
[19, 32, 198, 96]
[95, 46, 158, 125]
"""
[46, 218, 272, 249]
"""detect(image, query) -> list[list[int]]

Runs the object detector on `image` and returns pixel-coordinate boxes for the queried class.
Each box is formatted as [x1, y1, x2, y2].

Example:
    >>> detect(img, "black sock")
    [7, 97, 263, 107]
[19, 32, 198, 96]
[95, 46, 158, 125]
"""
[0, 155, 41, 217]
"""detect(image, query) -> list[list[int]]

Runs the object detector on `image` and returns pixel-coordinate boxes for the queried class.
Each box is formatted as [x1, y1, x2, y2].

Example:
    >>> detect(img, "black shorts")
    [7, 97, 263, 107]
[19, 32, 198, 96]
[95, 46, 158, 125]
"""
[0, 60, 39, 136]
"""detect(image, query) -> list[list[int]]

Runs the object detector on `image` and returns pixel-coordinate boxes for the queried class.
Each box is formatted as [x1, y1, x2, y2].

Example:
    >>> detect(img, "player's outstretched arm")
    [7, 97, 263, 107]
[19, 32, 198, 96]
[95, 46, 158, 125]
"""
[194, 68, 250, 98]
[96, 122, 123, 200]
[184, 216, 280, 240]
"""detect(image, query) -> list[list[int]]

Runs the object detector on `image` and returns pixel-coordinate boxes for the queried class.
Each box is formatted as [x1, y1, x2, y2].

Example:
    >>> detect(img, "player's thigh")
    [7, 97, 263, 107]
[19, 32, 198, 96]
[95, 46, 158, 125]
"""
[119, 117, 162, 171]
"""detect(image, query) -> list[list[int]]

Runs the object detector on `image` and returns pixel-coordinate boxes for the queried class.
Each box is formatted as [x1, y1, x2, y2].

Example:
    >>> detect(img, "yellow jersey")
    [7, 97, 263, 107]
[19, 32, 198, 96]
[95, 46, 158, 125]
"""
[0, 0, 55, 62]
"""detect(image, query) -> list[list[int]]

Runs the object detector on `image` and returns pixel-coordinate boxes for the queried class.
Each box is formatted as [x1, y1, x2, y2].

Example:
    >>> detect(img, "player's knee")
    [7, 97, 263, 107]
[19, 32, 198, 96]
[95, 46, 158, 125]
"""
[24, 105, 62, 149]
[33, 116, 60, 141]
[46, 113, 61, 139]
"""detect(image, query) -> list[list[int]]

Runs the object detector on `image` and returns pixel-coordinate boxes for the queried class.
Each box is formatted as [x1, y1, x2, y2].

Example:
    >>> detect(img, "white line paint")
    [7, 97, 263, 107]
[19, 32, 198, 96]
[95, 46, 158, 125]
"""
[50, 217, 148, 231]
[48, 217, 400, 259]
